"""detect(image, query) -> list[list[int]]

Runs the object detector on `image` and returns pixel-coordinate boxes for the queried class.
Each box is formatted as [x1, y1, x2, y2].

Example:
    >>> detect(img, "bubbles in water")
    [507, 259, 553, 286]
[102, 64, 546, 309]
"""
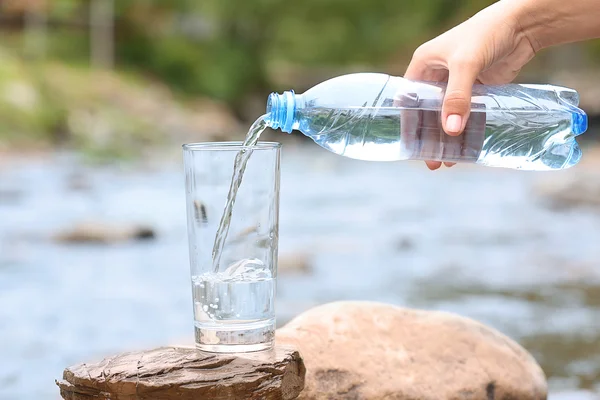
[223, 258, 269, 280]
[192, 258, 274, 324]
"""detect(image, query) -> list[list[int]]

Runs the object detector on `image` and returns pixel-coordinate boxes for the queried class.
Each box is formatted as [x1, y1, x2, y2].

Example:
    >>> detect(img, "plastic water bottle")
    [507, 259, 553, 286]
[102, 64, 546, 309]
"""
[265, 73, 588, 170]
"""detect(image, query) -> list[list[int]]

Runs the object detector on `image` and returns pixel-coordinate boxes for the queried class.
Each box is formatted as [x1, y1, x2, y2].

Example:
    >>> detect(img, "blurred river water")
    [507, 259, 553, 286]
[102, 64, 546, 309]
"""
[0, 143, 599, 399]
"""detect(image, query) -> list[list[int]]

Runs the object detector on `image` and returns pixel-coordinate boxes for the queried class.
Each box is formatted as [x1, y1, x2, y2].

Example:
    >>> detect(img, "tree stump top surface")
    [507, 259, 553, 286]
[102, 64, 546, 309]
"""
[57, 345, 305, 400]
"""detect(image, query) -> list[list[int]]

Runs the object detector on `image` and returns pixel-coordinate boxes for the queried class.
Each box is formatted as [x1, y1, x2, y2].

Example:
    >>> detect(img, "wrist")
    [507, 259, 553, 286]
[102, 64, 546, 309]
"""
[505, 0, 552, 52]
[507, 0, 600, 51]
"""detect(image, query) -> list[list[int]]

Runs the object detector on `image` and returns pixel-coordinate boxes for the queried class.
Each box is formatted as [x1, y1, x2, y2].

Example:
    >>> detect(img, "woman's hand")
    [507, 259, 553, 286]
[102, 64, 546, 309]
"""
[405, 1, 537, 170]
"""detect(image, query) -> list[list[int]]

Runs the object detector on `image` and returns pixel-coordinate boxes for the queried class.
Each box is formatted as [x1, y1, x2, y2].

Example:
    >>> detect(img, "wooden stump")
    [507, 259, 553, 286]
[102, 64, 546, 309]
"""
[56, 345, 305, 400]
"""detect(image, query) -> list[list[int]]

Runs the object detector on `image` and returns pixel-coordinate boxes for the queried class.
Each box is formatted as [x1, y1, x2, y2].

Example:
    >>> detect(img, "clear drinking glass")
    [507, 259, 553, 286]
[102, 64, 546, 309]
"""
[183, 142, 280, 353]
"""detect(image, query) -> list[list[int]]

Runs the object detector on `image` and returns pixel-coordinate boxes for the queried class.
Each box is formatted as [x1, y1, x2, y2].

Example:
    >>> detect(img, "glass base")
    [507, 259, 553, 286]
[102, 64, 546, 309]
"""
[194, 318, 275, 353]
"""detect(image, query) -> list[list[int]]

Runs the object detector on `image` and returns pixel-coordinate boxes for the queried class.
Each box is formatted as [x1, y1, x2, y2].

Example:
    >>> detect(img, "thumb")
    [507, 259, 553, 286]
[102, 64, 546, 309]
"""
[442, 60, 480, 136]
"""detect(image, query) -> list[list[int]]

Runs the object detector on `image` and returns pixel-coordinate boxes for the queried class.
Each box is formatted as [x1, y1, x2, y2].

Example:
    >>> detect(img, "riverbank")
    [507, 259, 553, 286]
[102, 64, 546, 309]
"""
[0, 47, 250, 159]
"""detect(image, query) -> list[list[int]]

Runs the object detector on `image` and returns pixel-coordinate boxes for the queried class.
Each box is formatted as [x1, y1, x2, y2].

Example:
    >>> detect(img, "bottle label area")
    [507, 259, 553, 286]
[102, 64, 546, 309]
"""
[395, 97, 486, 163]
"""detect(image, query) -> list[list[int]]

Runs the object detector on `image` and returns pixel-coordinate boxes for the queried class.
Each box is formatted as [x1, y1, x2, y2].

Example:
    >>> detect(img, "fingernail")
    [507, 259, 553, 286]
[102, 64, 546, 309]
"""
[446, 114, 462, 134]
[425, 161, 441, 170]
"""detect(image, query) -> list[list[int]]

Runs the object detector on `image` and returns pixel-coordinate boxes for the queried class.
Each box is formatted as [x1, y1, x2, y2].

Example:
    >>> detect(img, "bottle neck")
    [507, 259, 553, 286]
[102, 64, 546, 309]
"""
[266, 90, 297, 133]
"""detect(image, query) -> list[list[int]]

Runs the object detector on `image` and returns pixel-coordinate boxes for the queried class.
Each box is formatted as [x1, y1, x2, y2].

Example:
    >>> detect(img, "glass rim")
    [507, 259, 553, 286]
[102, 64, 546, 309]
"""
[183, 141, 281, 152]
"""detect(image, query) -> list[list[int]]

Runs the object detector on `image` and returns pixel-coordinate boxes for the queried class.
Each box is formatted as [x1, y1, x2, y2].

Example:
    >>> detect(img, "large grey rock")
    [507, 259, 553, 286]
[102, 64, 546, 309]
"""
[277, 301, 547, 400]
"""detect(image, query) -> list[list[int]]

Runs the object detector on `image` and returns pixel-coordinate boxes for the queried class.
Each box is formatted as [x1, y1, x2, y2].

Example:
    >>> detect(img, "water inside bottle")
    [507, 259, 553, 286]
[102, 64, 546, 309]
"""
[297, 105, 581, 170]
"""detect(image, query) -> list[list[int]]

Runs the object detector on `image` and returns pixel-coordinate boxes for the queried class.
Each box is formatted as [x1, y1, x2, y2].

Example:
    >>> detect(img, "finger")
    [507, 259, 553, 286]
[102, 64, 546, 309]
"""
[443, 58, 482, 136]
[425, 161, 442, 170]
[444, 162, 456, 168]
[395, 94, 420, 161]
[405, 45, 430, 80]
[418, 103, 443, 162]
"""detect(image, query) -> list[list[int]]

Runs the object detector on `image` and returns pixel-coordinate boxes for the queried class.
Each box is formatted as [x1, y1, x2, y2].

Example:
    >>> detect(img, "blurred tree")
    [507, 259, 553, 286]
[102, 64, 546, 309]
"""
[90, 0, 113, 68]
[23, 0, 48, 60]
